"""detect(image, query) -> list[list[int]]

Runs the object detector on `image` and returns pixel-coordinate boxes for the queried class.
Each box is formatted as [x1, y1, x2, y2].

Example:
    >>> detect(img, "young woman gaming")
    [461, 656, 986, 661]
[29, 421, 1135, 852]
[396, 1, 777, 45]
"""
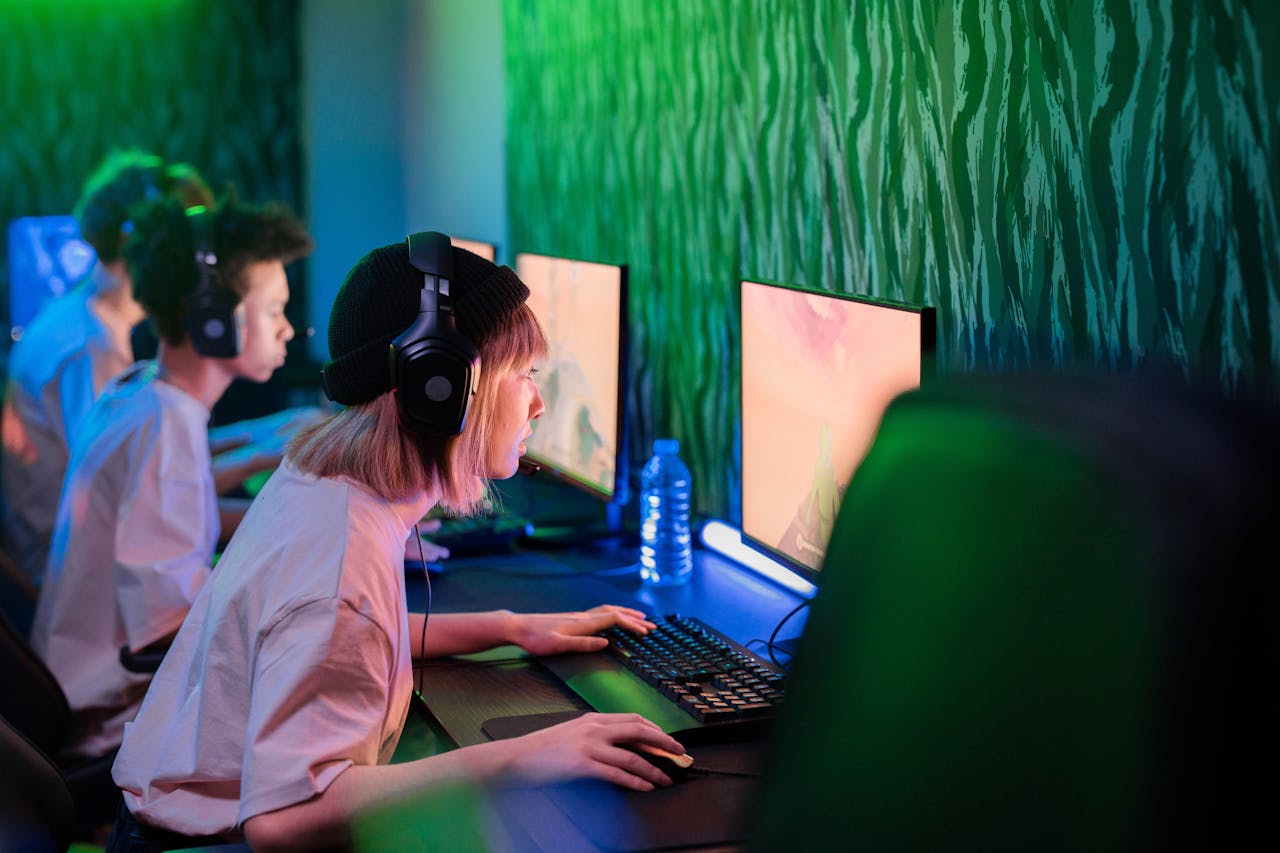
[109, 235, 684, 851]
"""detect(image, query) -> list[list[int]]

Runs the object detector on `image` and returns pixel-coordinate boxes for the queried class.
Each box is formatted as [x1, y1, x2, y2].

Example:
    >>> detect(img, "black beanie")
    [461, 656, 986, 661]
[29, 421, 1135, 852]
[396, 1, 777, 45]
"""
[321, 241, 529, 406]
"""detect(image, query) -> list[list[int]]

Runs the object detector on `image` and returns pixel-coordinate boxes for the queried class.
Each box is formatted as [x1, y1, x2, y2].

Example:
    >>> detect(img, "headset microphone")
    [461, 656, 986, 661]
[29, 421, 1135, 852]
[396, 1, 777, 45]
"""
[390, 231, 480, 435]
[185, 206, 242, 358]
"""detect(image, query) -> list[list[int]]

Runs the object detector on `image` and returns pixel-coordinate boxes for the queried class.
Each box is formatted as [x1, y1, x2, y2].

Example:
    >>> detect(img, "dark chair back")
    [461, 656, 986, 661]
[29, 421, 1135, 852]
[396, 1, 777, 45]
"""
[0, 584, 120, 839]
[751, 371, 1278, 851]
[0, 608, 69, 758]
[0, 713, 74, 853]
[0, 547, 38, 638]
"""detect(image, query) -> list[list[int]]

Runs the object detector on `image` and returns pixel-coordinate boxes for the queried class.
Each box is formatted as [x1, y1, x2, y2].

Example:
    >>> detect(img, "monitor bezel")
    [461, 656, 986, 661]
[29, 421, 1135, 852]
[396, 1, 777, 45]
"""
[516, 251, 631, 507]
[737, 277, 937, 585]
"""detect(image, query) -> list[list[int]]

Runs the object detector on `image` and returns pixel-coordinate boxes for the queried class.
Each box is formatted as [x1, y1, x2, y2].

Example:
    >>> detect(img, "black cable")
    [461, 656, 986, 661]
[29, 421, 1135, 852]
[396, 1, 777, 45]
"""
[414, 523, 431, 696]
[766, 598, 810, 668]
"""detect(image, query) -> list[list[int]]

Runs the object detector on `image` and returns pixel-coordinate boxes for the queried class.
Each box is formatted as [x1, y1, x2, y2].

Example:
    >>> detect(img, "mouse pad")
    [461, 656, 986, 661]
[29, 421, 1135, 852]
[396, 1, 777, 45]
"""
[481, 709, 586, 740]
[482, 711, 764, 851]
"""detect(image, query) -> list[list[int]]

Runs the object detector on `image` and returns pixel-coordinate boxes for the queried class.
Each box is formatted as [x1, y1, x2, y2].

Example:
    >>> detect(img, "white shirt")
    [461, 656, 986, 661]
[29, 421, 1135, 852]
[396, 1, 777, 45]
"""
[2, 282, 132, 585]
[113, 462, 428, 835]
[30, 361, 218, 758]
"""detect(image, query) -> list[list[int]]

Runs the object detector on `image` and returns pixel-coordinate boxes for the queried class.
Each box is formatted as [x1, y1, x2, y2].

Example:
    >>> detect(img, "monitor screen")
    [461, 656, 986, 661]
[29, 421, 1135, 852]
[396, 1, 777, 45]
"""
[449, 236, 497, 262]
[516, 252, 628, 502]
[740, 279, 935, 582]
[7, 215, 96, 339]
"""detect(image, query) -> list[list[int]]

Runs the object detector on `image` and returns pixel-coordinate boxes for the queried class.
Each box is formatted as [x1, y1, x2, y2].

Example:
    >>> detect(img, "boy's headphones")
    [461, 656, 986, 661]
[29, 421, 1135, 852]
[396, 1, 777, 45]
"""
[185, 206, 242, 358]
[390, 231, 480, 435]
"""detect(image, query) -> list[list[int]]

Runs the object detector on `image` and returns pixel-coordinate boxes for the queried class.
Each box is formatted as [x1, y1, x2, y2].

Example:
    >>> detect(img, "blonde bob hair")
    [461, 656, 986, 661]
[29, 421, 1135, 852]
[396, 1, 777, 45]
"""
[287, 303, 547, 513]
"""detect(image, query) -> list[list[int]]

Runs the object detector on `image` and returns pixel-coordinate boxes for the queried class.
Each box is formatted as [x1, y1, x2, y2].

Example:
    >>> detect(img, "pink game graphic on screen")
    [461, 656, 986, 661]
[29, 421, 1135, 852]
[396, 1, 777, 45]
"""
[741, 280, 928, 575]
[518, 254, 622, 496]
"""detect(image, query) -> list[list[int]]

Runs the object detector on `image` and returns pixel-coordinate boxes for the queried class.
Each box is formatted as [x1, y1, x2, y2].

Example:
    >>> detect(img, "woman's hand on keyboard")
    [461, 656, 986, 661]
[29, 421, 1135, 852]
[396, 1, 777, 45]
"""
[502, 712, 685, 791]
[507, 605, 655, 655]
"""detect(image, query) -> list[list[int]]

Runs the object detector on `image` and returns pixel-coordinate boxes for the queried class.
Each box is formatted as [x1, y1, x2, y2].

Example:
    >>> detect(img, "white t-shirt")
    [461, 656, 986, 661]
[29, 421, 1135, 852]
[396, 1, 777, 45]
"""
[29, 361, 218, 758]
[2, 282, 132, 585]
[113, 462, 428, 836]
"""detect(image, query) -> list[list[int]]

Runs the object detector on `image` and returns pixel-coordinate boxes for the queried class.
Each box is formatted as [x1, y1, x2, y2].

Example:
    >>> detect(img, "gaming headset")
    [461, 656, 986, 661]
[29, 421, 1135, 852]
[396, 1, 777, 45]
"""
[184, 206, 243, 358]
[391, 231, 480, 435]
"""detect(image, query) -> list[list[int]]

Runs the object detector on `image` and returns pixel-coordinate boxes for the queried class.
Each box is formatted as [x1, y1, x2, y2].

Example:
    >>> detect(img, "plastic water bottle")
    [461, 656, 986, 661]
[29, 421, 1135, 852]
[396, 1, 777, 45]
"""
[639, 438, 693, 585]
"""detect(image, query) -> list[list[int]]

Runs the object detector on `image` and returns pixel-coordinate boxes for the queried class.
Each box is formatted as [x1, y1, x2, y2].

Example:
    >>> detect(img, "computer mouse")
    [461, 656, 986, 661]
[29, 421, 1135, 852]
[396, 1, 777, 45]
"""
[623, 742, 695, 782]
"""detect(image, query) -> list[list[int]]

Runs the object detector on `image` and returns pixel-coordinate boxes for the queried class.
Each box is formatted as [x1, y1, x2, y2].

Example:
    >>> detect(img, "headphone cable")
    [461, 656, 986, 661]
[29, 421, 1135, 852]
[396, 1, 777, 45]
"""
[414, 523, 432, 696]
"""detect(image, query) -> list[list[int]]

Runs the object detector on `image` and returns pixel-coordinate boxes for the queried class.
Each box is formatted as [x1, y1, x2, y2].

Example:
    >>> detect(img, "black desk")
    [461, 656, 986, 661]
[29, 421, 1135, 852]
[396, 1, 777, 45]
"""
[391, 544, 807, 852]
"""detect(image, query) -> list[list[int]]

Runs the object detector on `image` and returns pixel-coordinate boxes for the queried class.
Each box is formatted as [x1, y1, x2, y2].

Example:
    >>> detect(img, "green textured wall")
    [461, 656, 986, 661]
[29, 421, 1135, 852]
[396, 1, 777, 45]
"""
[504, 0, 1280, 519]
[0, 0, 303, 329]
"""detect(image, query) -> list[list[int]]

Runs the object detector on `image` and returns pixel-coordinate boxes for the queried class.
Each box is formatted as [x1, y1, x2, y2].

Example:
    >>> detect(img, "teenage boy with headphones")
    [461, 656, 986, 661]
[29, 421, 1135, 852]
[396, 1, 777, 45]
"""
[108, 235, 685, 851]
[29, 197, 313, 761]
[2, 150, 213, 588]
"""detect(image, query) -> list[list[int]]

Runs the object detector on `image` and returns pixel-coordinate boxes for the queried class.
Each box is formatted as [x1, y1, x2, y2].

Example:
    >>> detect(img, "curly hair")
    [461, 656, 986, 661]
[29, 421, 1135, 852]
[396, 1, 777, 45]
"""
[125, 197, 313, 345]
[73, 148, 214, 262]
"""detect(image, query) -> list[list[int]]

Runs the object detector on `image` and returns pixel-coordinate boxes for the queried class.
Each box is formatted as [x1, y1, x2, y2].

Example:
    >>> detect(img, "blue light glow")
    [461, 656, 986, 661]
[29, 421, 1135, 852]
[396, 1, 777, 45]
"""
[700, 519, 816, 599]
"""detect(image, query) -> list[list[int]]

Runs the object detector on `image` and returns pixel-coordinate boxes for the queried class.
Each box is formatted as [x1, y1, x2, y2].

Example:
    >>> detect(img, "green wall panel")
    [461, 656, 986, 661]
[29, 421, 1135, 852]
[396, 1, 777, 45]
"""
[504, 0, 1280, 519]
[0, 0, 303, 328]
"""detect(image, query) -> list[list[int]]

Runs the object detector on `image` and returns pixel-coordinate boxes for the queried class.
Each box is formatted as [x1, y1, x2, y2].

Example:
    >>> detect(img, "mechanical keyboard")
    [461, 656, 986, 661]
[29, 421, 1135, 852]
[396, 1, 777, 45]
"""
[539, 614, 787, 746]
[431, 514, 534, 555]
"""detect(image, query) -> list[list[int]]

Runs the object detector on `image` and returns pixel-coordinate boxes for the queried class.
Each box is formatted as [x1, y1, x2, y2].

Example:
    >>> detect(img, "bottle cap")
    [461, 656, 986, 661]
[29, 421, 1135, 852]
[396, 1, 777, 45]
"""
[653, 438, 679, 455]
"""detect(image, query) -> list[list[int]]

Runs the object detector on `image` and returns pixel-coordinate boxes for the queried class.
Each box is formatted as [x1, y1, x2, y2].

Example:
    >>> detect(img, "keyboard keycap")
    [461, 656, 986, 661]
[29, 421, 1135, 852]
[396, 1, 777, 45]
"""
[593, 615, 789, 731]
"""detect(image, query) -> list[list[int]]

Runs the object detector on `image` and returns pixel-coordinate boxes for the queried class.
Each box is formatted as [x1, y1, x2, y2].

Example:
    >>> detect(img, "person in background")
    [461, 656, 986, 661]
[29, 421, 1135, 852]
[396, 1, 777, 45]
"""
[29, 196, 313, 761]
[1, 149, 213, 588]
[110, 237, 683, 851]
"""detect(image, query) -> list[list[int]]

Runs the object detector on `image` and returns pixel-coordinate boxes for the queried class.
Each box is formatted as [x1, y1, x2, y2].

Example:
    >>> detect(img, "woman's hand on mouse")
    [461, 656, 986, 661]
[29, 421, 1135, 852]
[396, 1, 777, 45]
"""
[505, 605, 656, 656]
[499, 712, 686, 791]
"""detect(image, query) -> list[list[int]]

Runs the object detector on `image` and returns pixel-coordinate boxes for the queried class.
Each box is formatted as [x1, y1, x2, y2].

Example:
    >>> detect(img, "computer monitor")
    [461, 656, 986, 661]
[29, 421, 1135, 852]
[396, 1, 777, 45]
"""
[740, 279, 935, 583]
[449, 236, 497, 262]
[516, 252, 629, 507]
[7, 215, 96, 340]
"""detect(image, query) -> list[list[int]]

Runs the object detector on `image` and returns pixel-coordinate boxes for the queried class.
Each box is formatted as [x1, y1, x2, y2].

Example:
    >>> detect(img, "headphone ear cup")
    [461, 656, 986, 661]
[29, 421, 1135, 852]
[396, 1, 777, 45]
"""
[185, 206, 241, 359]
[391, 311, 480, 435]
[187, 286, 242, 358]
